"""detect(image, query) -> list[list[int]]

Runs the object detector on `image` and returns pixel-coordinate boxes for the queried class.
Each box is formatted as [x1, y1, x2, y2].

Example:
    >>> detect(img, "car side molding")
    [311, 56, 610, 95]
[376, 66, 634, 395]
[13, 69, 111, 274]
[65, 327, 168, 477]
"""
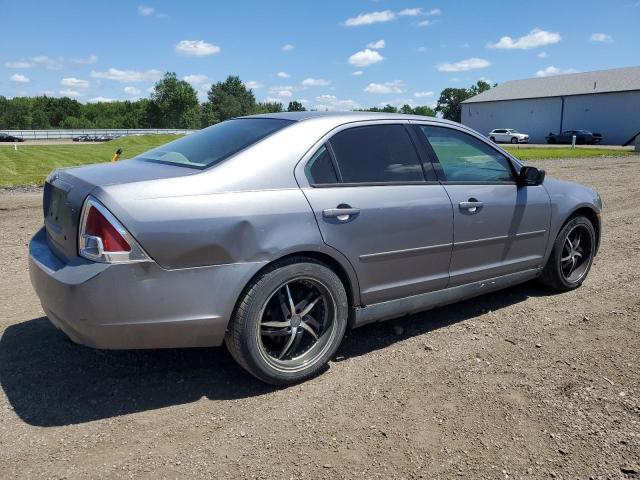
[352, 268, 541, 327]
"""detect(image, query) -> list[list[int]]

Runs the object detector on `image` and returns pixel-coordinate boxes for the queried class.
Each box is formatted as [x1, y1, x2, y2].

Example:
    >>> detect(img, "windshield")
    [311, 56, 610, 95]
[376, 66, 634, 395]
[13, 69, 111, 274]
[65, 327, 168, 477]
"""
[137, 118, 294, 169]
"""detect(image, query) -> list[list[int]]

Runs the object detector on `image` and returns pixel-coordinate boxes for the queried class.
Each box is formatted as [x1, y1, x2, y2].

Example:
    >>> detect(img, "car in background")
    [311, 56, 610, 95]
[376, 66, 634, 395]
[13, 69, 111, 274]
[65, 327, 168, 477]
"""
[488, 129, 529, 144]
[72, 135, 90, 142]
[546, 130, 602, 145]
[0, 133, 25, 142]
[29, 112, 603, 385]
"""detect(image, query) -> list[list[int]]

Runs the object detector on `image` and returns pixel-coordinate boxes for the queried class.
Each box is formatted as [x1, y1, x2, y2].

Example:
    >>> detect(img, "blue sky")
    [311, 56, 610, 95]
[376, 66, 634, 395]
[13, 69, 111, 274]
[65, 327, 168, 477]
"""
[1, 0, 638, 109]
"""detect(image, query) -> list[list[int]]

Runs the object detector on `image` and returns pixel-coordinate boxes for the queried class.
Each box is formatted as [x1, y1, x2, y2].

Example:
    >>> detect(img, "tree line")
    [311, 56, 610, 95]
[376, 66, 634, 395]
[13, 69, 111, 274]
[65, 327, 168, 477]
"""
[0, 72, 492, 130]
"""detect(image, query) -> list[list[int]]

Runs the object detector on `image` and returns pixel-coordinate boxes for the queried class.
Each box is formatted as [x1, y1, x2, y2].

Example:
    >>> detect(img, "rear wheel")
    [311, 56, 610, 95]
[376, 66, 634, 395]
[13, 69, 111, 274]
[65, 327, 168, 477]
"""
[540, 216, 596, 291]
[225, 257, 348, 385]
[490, 136, 496, 142]
[511, 137, 518, 144]
[547, 137, 556, 144]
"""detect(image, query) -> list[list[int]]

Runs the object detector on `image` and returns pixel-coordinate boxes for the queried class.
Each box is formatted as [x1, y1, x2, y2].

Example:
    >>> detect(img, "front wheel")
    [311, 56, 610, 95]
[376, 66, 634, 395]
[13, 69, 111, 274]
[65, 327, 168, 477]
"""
[225, 257, 348, 385]
[511, 137, 518, 144]
[539, 216, 596, 291]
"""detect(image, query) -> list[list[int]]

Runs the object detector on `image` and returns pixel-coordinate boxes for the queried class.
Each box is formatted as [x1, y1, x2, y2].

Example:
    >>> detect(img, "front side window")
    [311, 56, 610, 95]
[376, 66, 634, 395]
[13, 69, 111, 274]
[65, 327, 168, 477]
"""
[328, 124, 424, 183]
[418, 126, 514, 183]
[137, 118, 294, 169]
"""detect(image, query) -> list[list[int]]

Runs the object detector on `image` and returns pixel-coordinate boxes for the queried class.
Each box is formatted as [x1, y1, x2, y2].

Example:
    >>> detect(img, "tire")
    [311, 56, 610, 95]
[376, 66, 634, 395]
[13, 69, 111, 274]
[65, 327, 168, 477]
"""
[225, 257, 349, 385]
[547, 137, 556, 144]
[577, 138, 585, 145]
[511, 137, 518, 144]
[490, 136, 496, 143]
[539, 215, 596, 291]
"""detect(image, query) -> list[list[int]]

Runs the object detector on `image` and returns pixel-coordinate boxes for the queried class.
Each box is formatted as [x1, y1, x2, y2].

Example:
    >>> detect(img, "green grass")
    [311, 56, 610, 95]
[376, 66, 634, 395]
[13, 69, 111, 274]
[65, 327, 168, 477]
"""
[504, 146, 635, 161]
[0, 134, 181, 187]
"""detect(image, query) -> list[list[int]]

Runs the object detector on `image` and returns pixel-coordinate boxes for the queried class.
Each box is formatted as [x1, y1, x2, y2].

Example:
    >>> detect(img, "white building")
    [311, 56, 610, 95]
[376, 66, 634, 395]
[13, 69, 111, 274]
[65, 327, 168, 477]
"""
[461, 66, 640, 145]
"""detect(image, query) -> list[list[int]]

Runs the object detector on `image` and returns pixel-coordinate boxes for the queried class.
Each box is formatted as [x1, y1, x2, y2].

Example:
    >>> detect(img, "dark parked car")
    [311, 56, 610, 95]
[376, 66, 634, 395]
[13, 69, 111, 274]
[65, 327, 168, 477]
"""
[546, 130, 602, 145]
[0, 133, 25, 142]
[29, 112, 603, 385]
[72, 135, 90, 142]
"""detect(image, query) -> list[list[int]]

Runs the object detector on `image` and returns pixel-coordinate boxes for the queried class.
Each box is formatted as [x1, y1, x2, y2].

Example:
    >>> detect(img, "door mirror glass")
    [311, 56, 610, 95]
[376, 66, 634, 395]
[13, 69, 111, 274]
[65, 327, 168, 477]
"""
[519, 166, 545, 186]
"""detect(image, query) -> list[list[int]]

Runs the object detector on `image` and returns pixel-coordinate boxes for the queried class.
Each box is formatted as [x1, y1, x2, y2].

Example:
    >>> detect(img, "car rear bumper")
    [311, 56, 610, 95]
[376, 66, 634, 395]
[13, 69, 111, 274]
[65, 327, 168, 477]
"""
[29, 227, 265, 349]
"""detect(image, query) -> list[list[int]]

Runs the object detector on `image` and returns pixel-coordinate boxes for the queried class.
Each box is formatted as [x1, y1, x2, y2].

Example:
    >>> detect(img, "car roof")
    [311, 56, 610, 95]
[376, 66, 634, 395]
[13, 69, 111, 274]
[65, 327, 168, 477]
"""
[239, 110, 459, 127]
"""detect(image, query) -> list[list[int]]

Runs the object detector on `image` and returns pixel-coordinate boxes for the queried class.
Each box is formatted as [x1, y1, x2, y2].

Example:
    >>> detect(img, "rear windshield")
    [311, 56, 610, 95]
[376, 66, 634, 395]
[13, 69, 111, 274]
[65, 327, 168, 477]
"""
[137, 118, 294, 169]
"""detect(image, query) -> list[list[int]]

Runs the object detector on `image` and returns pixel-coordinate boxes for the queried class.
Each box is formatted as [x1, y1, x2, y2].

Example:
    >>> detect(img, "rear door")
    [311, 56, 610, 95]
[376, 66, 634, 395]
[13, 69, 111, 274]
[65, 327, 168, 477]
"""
[415, 124, 550, 286]
[297, 122, 454, 305]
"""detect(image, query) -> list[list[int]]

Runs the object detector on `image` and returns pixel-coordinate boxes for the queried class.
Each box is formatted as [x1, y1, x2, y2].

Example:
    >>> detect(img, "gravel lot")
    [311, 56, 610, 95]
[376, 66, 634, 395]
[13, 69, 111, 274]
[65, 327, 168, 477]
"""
[1, 156, 639, 479]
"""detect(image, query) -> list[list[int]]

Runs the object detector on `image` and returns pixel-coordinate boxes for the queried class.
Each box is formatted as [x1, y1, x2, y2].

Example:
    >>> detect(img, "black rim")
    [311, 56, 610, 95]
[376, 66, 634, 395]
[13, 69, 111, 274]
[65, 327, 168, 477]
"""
[560, 224, 594, 283]
[256, 277, 337, 372]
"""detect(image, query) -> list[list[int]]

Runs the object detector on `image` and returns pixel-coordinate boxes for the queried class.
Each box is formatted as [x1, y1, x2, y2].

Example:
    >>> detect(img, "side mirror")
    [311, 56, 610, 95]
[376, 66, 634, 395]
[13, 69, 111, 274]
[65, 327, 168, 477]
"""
[518, 166, 545, 186]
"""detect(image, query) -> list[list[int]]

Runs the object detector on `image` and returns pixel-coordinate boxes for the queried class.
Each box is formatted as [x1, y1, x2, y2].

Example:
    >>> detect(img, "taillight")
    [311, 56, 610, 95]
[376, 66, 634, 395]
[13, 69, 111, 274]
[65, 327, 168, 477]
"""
[85, 206, 131, 252]
[78, 196, 150, 263]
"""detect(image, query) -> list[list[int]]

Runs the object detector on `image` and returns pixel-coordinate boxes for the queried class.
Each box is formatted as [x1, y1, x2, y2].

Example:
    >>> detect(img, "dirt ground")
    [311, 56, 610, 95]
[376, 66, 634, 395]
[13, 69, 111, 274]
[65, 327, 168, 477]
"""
[0, 156, 639, 479]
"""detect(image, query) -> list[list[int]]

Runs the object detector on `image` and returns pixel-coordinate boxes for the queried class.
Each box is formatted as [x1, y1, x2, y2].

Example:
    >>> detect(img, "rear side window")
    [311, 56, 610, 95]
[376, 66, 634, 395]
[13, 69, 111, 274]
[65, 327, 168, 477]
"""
[419, 125, 514, 183]
[137, 118, 294, 169]
[305, 145, 339, 184]
[328, 124, 424, 183]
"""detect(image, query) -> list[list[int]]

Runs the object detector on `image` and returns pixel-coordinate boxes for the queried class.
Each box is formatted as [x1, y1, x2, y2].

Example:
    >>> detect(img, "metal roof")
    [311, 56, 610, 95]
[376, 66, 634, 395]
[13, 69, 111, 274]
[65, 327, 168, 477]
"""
[462, 66, 640, 104]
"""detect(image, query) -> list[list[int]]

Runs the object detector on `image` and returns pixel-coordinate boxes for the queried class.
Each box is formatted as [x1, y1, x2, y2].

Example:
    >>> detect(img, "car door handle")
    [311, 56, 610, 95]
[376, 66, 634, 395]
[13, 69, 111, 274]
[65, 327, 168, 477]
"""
[323, 207, 360, 220]
[459, 200, 483, 213]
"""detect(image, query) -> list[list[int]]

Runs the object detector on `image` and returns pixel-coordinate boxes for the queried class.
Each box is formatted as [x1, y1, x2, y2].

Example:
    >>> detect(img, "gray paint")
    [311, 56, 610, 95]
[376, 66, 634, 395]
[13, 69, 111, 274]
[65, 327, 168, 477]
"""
[29, 112, 603, 350]
[462, 90, 640, 144]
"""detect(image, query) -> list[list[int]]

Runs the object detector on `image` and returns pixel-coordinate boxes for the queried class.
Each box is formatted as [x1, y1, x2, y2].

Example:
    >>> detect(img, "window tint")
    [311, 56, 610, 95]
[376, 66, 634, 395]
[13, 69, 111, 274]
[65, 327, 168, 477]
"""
[137, 118, 294, 169]
[419, 126, 514, 182]
[329, 125, 424, 183]
[305, 145, 339, 184]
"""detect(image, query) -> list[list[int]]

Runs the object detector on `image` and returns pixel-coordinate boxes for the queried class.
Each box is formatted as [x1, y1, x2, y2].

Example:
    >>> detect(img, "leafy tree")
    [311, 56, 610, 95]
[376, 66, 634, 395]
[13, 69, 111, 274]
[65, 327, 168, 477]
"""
[149, 72, 200, 128]
[413, 105, 436, 117]
[254, 101, 283, 114]
[469, 80, 492, 96]
[400, 104, 414, 115]
[204, 75, 256, 124]
[381, 104, 398, 113]
[287, 101, 306, 112]
[435, 88, 471, 122]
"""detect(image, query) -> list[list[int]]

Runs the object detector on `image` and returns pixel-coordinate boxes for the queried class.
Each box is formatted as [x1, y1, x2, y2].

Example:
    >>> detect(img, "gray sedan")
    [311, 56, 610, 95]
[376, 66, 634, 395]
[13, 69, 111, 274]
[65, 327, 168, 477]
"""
[29, 112, 602, 385]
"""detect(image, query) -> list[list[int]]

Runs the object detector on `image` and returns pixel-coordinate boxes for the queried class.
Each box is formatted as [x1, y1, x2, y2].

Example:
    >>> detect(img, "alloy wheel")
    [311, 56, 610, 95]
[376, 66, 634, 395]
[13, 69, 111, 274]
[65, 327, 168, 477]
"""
[560, 224, 594, 283]
[256, 277, 336, 372]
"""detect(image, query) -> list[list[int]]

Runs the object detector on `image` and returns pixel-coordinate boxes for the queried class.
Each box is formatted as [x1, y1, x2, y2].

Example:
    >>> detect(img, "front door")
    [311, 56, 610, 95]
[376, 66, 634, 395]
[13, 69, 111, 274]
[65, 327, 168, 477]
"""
[415, 124, 551, 286]
[298, 123, 454, 305]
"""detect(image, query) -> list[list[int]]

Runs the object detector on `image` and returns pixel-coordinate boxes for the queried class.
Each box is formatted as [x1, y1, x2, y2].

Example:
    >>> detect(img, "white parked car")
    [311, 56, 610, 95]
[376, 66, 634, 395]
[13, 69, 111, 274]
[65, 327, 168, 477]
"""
[488, 129, 529, 144]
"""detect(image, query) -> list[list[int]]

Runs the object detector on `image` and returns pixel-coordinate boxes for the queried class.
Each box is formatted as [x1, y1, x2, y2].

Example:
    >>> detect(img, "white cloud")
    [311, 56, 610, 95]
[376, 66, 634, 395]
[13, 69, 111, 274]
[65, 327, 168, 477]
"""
[245, 80, 263, 89]
[5, 60, 32, 68]
[488, 28, 561, 50]
[5, 54, 97, 70]
[398, 8, 422, 16]
[537, 51, 548, 58]
[590, 33, 613, 42]
[417, 46, 428, 53]
[344, 10, 396, 26]
[426, 8, 442, 15]
[367, 39, 385, 50]
[87, 97, 116, 103]
[175, 40, 221, 56]
[281, 44, 295, 52]
[348, 49, 384, 67]
[352, 70, 364, 76]
[313, 94, 360, 111]
[417, 20, 431, 27]
[301, 78, 331, 87]
[277, 71, 291, 78]
[138, 5, 155, 16]
[535, 66, 579, 77]
[124, 86, 141, 95]
[71, 54, 98, 65]
[61, 77, 89, 88]
[414, 90, 434, 98]
[10, 74, 29, 83]
[91, 68, 162, 83]
[183, 74, 208, 86]
[59, 89, 82, 97]
[269, 85, 294, 99]
[437, 57, 491, 72]
[364, 80, 405, 94]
